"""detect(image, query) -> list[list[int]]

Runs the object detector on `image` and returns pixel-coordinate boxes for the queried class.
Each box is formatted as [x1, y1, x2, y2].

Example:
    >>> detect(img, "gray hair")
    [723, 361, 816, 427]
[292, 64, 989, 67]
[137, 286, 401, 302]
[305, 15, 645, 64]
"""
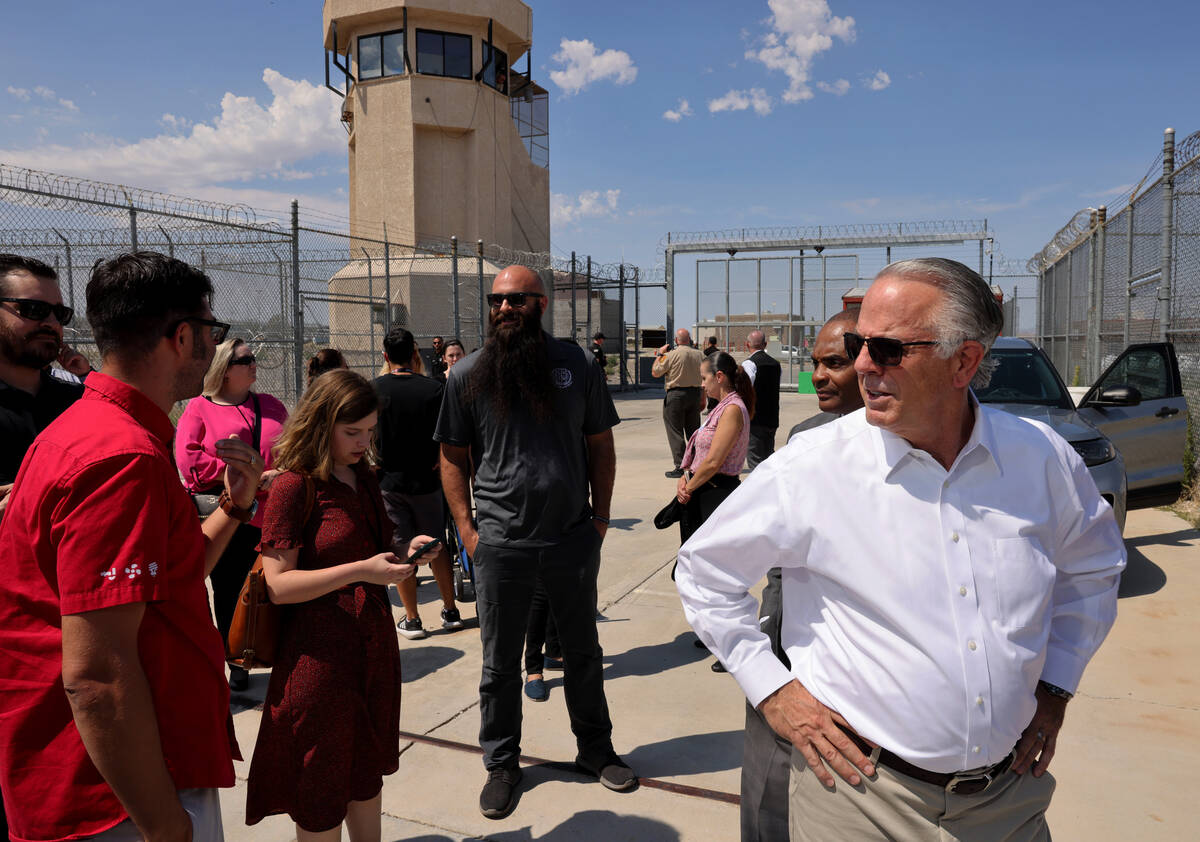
[877, 258, 1003, 389]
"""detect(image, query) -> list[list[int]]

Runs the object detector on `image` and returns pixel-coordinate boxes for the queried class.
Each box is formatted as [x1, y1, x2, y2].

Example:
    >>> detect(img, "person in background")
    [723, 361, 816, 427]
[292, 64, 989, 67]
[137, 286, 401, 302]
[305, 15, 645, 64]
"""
[246, 369, 442, 837]
[373, 326, 463, 639]
[0, 251, 259, 840]
[740, 330, 780, 471]
[652, 328, 705, 478]
[443, 338, 466, 372]
[0, 254, 83, 524]
[703, 336, 719, 357]
[591, 331, 607, 369]
[742, 309, 863, 842]
[673, 351, 753, 673]
[175, 336, 288, 691]
[307, 347, 348, 387]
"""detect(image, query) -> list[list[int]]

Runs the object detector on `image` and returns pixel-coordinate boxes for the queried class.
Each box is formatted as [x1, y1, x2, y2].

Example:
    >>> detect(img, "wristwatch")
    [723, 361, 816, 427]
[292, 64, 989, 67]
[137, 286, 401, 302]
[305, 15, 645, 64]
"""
[1038, 680, 1073, 701]
[218, 490, 258, 523]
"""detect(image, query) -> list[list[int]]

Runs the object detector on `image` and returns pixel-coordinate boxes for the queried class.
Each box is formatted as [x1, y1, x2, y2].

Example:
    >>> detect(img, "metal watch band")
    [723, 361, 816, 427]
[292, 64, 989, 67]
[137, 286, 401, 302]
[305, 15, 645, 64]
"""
[1038, 680, 1073, 700]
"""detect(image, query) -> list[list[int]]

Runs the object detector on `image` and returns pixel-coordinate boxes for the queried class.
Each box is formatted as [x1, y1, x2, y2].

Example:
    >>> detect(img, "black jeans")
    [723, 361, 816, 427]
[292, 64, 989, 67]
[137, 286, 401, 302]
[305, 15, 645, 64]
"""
[474, 527, 614, 770]
[524, 576, 562, 674]
[746, 425, 777, 472]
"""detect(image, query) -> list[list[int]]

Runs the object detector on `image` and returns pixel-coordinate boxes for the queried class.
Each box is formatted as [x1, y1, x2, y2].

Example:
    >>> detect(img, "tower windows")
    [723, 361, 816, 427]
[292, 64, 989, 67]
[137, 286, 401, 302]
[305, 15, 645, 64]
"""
[357, 29, 406, 80]
[416, 29, 471, 79]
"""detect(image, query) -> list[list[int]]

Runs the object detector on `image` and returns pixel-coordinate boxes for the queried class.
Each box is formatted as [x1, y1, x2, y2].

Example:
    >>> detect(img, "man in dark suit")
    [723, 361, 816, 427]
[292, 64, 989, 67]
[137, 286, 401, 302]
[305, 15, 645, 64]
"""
[741, 331, 780, 471]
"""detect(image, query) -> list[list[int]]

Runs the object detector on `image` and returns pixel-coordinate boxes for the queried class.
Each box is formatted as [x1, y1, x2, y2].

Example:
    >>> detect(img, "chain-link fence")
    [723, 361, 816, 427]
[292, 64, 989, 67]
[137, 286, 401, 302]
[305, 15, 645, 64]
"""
[1032, 128, 1200, 400]
[0, 164, 650, 406]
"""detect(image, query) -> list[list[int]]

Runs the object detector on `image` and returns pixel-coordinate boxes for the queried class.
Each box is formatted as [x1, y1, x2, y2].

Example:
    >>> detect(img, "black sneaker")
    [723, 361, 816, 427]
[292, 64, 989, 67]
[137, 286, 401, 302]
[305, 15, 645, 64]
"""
[479, 765, 523, 819]
[396, 617, 427, 639]
[441, 607, 464, 630]
[664, 468, 685, 478]
[576, 753, 638, 792]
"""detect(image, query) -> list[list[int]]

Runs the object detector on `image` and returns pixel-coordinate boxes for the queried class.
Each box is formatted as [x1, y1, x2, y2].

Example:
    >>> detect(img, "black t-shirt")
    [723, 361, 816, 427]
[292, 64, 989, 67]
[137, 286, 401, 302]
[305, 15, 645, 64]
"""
[434, 333, 620, 548]
[591, 342, 607, 369]
[0, 372, 84, 485]
[372, 372, 445, 495]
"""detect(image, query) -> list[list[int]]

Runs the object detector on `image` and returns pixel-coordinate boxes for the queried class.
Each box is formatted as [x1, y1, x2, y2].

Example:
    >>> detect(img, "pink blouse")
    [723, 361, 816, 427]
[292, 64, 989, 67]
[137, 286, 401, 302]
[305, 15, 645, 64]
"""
[681, 392, 749, 477]
[174, 392, 288, 527]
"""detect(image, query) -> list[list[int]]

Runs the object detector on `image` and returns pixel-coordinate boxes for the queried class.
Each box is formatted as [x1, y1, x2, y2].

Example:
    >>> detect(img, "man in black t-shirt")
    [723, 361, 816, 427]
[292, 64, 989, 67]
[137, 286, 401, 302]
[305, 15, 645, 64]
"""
[436, 266, 635, 820]
[0, 254, 83, 523]
[590, 331, 607, 369]
[374, 327, 462, 639]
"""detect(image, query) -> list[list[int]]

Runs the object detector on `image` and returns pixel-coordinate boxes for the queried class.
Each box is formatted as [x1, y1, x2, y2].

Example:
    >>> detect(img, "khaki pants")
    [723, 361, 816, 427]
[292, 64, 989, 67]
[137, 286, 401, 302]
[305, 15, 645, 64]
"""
[789, 749, 1054, 842]
[86, 789, 223, 841]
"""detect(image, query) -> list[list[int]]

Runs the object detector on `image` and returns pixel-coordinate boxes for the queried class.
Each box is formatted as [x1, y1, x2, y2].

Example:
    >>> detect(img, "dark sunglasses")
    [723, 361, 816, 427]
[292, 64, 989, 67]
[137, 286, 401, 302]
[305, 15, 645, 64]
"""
[164, 316, 230, 345]
[228, 354, 257, 367]
[843, 331, 940, 367]
[0, 297, 74, 326]
[486, 292, 545, 309]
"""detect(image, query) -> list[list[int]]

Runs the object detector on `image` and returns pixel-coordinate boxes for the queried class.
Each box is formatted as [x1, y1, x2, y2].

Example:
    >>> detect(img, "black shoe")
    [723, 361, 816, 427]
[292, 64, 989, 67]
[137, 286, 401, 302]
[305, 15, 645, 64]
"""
[480, 766, 523, 819]
[576, 753, 638, 792]
[710, 660, 727, 673]
[229, 666, 249, 692]
[664, 468, 684, 478]
[441, 607, 464, 630]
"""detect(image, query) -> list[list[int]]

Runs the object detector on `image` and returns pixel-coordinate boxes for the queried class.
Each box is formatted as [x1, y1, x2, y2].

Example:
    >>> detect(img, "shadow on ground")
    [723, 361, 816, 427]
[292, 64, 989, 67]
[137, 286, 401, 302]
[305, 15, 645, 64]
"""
[403, 645, 466, 683]
[602, 631, 710, 680]
[1118, 546, 1167, 598]
[623, 730, 744, 778]
[396, 809, 679, 842]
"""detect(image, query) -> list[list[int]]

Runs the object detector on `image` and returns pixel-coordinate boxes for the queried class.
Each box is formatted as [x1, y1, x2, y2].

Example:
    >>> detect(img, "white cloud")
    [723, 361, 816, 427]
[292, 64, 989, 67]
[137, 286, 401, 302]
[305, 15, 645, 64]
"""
[8, 84, 81, 114]
[159, 113, 193, 133]
[663, 98, 694, 122]
[1080, 183, 1134, 200]
[839, 197, 881, 214]
[552, 189, 621, 226]
[7, 86, 30, 102]
[745, 0, 856, 104]
[866, 70, 891, 91]
[708, 88, 773, 116]
[549, 39, 638, 95]
[58, 98, 78, 112]
[816, 79, 850, 96]
[0, 69, 344, 190]
[33, 86, 56, 100]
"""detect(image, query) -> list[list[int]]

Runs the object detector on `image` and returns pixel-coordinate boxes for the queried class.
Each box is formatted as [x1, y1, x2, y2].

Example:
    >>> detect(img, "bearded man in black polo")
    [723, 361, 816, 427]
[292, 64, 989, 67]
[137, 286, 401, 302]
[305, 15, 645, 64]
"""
[436, 265, 636, 820]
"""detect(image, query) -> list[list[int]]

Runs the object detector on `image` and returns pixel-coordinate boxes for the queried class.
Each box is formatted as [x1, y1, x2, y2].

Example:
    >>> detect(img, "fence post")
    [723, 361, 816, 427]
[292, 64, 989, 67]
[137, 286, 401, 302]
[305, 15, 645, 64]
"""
[1085, 213, 1098, 382]
[157, 226, 174, 259]
[618, 264, 627, 388]
[477, 240, 485, 349]
[1158, 127, 1175, 343]
[570, 252, 577, 341]
[665, 239, 674, 340]
[291, 200, 303, 400]
[724, 259, 731, 348]
[1065, 251, 1073, 379]
[451, 235, 460, 342]
[1092, 206, 1107, 379]
[585, 256, 593, 343]
[362, 247, 375, 371]
[1125, 202, 1134, 346]
[383, 238, 392, 332]
[52, 229, 72, 311]
[129, 205, 138, 251]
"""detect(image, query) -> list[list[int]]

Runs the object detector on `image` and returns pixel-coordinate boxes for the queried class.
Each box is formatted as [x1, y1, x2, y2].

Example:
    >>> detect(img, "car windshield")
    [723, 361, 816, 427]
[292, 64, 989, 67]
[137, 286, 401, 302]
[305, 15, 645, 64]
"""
[975, 348, 1072, 408]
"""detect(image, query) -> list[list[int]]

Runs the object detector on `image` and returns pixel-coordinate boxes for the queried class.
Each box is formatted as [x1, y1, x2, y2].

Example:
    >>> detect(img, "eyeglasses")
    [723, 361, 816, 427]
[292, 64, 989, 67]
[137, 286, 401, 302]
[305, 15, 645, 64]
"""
[165, 316, 230, 345]
[486, 292, 545, 309]
[0, 297, 74, 326]
[843, 332, 940, 367]
[228, 354, 256, 367]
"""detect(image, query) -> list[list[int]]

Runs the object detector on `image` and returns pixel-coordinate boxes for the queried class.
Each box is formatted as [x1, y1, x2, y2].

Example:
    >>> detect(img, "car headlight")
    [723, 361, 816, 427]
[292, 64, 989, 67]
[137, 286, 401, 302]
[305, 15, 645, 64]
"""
[1072, 438, 1117, 466]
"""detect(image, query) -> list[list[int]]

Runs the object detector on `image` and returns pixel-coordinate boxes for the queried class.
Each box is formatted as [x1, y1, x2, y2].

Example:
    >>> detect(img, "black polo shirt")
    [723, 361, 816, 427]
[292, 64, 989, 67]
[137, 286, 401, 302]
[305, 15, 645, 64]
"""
[373, 372, 445, 495]
[0, 371, 84, 485]
[434, 333, 620, 548]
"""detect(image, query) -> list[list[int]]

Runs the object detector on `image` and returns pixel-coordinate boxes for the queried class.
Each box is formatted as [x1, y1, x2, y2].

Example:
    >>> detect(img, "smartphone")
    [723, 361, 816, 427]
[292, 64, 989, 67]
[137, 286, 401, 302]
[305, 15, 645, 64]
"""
[409, 537, 443, 563]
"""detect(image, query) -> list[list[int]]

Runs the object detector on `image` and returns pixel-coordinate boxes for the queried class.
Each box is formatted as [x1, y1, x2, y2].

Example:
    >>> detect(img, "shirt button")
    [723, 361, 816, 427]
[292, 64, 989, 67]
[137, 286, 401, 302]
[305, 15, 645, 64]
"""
[973, 746, 981, 754]
[959, 586, 968, 597]
[976, 696, 984, 706]
[968, 640, 977, 651]
[951, 532, 960, 543]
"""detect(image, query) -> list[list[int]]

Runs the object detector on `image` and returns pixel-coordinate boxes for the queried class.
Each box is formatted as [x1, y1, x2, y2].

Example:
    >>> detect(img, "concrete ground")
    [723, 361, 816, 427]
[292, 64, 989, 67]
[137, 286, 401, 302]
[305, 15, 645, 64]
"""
[221, 390, 1199, 841]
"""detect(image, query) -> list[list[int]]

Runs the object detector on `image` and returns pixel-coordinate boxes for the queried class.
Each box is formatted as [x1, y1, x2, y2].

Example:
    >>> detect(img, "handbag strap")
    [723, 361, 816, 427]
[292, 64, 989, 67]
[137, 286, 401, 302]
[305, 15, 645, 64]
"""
[250, 392, 263, 453]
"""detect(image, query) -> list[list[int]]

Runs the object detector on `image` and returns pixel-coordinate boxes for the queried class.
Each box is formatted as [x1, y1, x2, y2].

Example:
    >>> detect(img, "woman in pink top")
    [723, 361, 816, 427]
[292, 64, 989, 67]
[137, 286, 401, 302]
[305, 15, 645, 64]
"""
[175, 337, 288, 691]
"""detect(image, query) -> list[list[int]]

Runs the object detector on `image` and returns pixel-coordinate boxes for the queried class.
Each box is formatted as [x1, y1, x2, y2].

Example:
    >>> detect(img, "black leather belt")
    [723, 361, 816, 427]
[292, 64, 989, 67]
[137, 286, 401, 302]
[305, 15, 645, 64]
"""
[838, 724, 1013, 796]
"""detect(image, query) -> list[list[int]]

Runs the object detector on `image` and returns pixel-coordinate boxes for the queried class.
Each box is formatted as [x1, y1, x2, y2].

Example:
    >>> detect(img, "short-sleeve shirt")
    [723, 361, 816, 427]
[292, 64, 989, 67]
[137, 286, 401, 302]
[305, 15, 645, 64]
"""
[0, 370, 83, 485]
[0, 373, 238, 841]
[373, 372, 444, 495]
[434, 334, 620, 548]
[652, 345, 704, 389]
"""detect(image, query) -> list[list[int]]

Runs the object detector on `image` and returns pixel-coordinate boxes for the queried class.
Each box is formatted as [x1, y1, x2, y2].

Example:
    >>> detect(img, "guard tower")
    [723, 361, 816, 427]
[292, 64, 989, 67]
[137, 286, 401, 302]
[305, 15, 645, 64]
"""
[322, 0, 550, 252]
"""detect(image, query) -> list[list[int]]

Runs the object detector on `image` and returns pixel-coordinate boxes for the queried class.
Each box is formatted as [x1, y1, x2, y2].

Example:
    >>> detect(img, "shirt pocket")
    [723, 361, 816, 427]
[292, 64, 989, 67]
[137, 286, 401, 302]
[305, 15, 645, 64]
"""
[990, 537, 1056, 631]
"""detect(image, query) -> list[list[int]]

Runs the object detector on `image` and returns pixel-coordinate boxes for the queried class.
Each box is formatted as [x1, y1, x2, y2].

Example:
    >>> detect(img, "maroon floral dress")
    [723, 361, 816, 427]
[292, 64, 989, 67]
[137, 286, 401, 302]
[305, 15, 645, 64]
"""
[245, 464, 401, 831]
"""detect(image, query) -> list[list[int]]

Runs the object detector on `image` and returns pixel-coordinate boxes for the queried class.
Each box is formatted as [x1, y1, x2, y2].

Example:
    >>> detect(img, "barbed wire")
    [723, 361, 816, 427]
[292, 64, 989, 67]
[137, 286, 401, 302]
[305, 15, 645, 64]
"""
[657, 220, 990, 252]
[1026, 209, 1099, 275]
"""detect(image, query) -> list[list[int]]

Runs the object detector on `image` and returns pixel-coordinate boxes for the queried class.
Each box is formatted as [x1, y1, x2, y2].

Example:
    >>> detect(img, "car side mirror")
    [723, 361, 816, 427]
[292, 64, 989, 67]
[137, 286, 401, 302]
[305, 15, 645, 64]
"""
[1090, 385, 1142, 407]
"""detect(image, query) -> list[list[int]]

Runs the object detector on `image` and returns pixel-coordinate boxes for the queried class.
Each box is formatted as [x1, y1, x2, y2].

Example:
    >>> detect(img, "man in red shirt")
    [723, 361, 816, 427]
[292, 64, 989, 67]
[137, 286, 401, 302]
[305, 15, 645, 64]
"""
[0, 252, 263, 841]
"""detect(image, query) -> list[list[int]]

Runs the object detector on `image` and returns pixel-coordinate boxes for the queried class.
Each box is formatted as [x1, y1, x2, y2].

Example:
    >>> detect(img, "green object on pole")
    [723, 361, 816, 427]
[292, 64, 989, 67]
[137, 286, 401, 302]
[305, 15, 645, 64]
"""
[797, 371, 815, 394]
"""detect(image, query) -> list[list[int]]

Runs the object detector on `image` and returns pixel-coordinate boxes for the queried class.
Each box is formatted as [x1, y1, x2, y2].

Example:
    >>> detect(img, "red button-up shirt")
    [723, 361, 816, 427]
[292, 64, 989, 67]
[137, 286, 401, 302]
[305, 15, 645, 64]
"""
[0, 373, 238, 842]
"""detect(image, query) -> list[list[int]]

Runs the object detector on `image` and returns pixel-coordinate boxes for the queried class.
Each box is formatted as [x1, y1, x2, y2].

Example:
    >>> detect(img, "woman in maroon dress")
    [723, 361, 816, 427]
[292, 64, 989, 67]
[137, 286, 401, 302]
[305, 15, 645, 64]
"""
[246, 370, 441, 837]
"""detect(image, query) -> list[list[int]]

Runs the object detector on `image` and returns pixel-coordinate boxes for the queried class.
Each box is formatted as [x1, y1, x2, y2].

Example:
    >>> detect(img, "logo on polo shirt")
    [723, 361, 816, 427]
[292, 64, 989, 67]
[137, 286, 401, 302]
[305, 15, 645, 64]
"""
[149, 562, 159, 577]
[125, 564, 142, 579]
[552, 367, 573, 389]
[101, 568, 117, 583]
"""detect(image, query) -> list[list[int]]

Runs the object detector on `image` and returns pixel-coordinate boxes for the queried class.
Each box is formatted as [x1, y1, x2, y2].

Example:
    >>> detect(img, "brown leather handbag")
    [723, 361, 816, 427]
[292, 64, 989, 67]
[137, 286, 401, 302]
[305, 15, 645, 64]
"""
[226, 473, 314, 669]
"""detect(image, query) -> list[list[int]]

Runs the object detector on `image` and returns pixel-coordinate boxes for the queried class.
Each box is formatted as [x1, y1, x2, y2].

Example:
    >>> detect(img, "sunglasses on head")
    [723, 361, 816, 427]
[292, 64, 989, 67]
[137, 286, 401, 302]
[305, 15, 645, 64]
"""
[1, 297, 74, 326]
[486, 292, 545, 309]
[228, 354, 256, 367]
[843, 331, 940, 367]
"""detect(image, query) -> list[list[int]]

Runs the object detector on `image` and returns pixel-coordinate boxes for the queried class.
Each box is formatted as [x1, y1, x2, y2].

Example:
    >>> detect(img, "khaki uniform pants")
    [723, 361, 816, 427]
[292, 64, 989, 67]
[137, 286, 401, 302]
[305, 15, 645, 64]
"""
[789, 749, 1054, 842]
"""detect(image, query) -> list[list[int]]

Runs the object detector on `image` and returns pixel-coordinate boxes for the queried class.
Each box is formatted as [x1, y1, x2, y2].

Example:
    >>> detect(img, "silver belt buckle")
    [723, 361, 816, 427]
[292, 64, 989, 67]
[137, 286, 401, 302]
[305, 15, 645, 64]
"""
[946, 768, 995, 795]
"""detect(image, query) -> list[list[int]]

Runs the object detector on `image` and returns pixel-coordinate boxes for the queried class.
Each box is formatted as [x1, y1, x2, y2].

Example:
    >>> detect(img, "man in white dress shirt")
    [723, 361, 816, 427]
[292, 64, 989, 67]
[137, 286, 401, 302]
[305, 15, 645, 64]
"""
[675, 258, 1125, 841]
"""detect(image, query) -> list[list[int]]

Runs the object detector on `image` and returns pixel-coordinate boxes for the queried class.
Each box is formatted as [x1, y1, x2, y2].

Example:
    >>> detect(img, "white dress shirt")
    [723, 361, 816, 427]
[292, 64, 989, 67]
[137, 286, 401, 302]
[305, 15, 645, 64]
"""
[675, 403, 1125, 774]
[741, 358, 757, 384]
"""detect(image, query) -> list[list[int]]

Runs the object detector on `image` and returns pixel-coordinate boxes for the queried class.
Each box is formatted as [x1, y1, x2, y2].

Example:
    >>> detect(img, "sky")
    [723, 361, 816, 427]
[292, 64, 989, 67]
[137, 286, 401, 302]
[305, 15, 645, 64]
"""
[1, 0, 1196, 331]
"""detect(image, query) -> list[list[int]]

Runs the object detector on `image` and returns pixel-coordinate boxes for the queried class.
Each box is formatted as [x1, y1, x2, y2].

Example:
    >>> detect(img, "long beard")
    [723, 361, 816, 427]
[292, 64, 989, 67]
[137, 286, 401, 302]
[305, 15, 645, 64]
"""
[468, 305, 555, 421]
[0, 324, 61, 368]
